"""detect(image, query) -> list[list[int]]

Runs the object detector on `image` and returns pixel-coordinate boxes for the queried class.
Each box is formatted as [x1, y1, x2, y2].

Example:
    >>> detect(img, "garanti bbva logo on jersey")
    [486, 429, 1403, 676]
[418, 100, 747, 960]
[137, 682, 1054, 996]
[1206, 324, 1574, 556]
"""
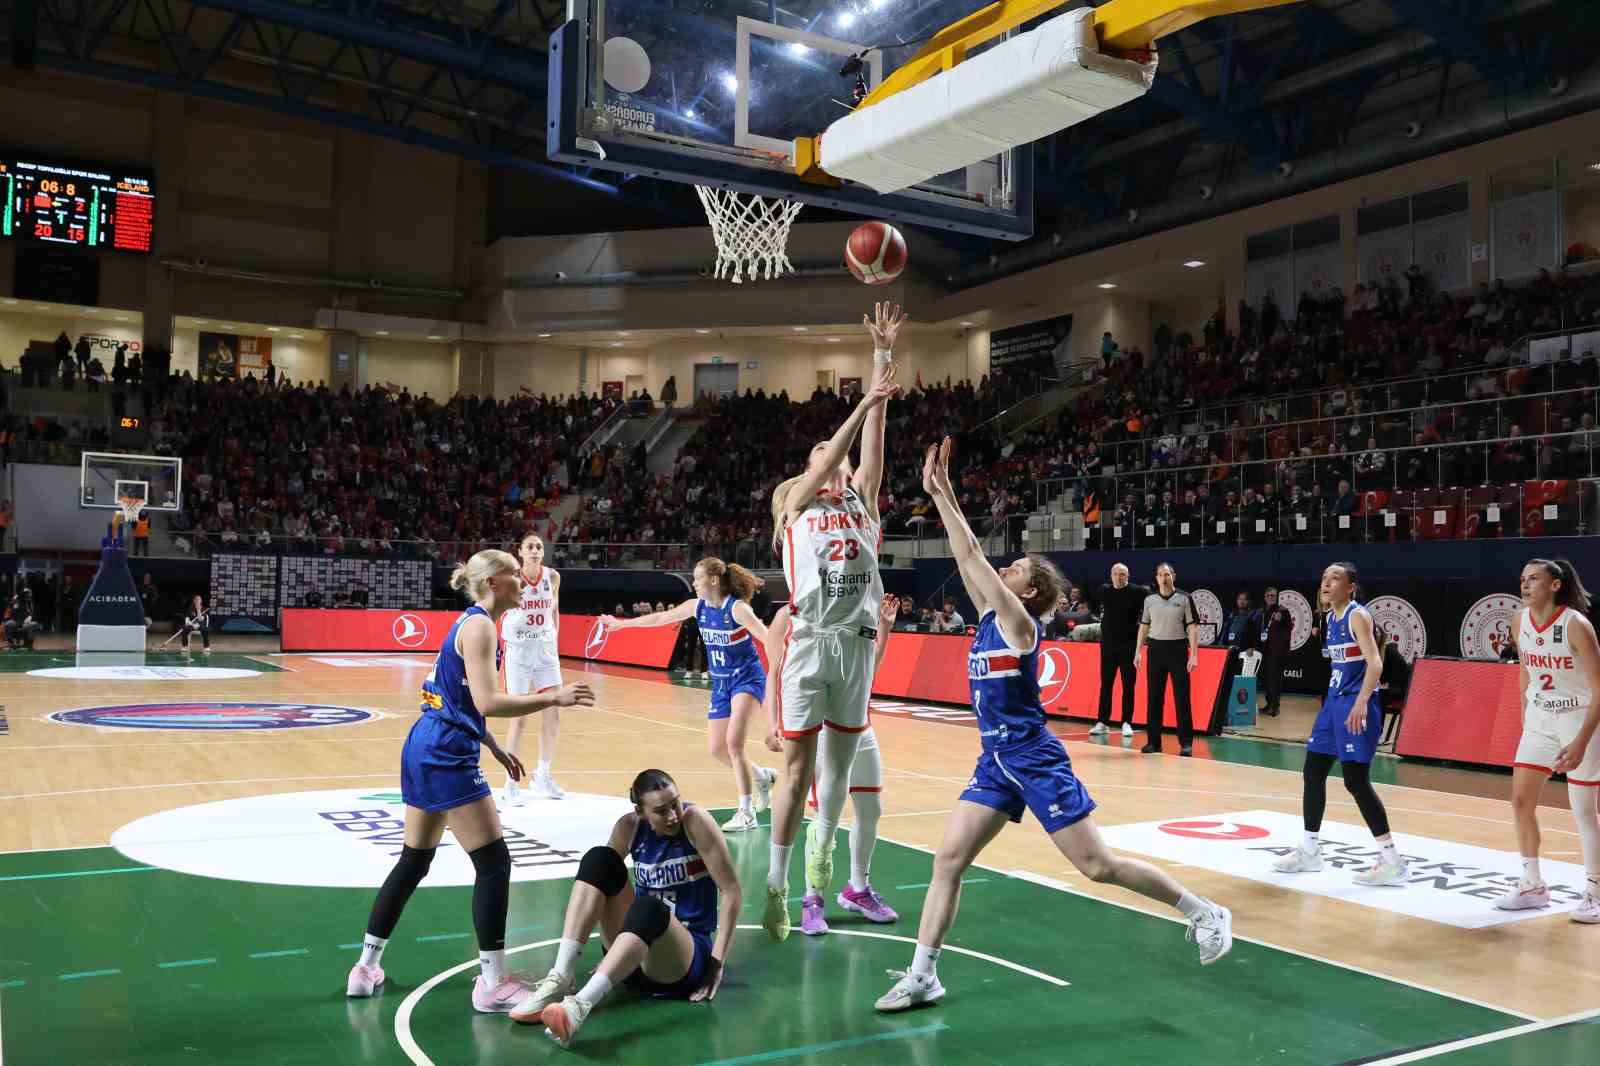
[51, 702, 374, 730]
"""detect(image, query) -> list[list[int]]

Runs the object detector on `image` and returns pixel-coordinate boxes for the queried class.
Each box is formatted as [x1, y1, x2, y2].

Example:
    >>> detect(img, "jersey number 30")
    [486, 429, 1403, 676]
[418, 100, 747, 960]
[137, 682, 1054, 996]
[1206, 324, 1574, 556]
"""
[827, 538, 861, 561]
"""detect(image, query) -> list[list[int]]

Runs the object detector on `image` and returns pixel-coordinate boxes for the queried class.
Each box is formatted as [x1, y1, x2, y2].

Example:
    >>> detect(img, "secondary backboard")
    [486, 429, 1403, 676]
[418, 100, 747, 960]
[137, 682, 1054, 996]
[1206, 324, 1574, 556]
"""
[550, 0, 1034, 239]
[80, 452, 182, 512]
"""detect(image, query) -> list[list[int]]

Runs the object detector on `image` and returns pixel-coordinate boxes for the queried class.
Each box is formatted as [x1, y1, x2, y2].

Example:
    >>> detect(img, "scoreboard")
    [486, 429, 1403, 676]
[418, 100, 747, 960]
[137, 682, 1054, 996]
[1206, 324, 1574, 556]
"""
[0, 155, 155, 254]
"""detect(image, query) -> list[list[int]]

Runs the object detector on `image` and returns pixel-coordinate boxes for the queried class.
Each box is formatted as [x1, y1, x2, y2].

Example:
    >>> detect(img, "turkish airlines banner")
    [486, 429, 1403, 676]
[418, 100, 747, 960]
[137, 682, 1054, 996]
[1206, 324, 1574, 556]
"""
[281, 609, 682, 668]
[871, 634, 1231, 731]
[1396, 658, 1524, 770]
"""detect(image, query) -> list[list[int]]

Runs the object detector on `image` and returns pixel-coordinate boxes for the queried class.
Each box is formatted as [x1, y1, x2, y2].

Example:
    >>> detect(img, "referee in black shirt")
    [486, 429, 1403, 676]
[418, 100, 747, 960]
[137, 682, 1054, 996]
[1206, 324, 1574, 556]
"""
[1135, 562, 1201, 756]
[1093, 563, 1149, 737]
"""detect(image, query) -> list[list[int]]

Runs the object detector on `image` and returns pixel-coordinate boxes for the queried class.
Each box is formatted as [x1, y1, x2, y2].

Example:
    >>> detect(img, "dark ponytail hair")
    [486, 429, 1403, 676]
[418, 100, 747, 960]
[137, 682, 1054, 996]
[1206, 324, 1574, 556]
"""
[629, 768, 676, 807]
[1530, 558, 1592, 613]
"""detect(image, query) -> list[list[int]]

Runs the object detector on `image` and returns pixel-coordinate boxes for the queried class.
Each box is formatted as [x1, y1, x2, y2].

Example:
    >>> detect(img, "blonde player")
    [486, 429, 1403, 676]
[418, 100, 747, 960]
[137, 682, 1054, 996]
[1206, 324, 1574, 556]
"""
[501, 531, 565, 802]
[761, 301, 904, 940]
[764, 582, 900, 935]
[1493, 558, 1600, 920]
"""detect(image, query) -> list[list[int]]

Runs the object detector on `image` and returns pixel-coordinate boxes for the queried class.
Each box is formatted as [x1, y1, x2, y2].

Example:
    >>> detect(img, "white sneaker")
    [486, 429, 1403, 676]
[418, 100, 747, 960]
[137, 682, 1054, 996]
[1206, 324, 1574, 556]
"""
[1272, 846, 1323, 873]
[1186, 902, 1233, 966]
[510, 971, 576, 1024]
[1493, 881, 1551, 911]
[472, 972, 537, 1013]
[346, 963, 384, 997]
[1121, 722, 1134, 738]
[542, 994, 593, 1047]
[874, 968, 945, 1012]
[700, 671, 710, 680]
[1088, 722, 1108, 736]
[1570, 891, 1600, 924]
[502, 778, 527, 807]
[530, 774, 566, 800]
[722, 807, 758, 832]
[1353, 856, 1409, 887]
[753, 767, 775, 813]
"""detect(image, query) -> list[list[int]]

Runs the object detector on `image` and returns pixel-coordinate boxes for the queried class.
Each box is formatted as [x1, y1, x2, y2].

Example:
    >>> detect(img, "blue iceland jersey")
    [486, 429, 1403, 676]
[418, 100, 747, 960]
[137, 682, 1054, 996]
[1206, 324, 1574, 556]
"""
[967, 611, 1048, 752]
[697, 596, 763, 686]
[630, 806, 718, 939]
[419, 605, 499, 741]
[1324, 601, 1375, 700]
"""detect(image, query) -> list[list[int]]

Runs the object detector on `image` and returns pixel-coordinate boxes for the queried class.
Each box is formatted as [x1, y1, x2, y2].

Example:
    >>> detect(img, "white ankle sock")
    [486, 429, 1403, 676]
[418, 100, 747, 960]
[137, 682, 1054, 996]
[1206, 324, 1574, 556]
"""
[575, 971, 612, 1009]
[1521, 856, 1543, 885]
[553, 938, 582, 979]
[738, 794, 752, 812]
[359, 934, 387, 969]
[1175, 891, 1207, 920]
[480, 949, 507, 987]
[911, 943, 940, 979]
[768, 842, 793, 891]
[1376, 836, 1399, 865]
[536, 760, 551, 778]
[1302, 832, 1320, 853]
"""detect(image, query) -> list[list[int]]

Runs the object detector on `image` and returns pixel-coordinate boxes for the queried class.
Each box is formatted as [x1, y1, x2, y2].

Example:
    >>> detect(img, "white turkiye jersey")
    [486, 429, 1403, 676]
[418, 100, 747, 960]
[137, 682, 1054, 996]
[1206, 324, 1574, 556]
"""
[784, 487, 883, 631]
[1519, 606, 1592, 714]
[503, 567, 557, 656]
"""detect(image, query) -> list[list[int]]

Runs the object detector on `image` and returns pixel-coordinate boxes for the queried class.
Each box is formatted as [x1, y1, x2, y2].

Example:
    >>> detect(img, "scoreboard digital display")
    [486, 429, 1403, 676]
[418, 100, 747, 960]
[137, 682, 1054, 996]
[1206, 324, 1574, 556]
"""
[0, 155, 155, 254]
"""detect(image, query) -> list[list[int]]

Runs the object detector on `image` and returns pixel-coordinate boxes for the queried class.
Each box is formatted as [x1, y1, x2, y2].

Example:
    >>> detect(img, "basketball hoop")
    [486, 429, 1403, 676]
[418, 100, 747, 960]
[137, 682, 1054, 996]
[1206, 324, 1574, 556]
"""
[695, 186, 803, 284]
[117, 494, 144, 532]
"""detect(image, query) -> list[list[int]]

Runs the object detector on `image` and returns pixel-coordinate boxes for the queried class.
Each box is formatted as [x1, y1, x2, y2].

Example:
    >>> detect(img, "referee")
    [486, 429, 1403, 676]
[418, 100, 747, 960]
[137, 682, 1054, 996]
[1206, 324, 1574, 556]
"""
[1092, 563, 1148, 738]
[1135, 563, 1200, 756]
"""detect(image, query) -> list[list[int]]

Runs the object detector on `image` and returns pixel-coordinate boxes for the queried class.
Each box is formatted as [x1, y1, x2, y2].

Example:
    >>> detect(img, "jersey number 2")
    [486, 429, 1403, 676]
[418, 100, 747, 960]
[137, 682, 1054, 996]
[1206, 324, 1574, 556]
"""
[1540, 673, 1555, 691]
[827, 538, 860, 561]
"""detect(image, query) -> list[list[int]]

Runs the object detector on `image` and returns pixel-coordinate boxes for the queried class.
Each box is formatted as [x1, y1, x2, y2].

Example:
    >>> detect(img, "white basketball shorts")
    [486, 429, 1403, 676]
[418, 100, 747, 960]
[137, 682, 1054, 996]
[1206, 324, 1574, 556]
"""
[1515, 706, 1600, 786]
[808, 726, 883, 809]
[780, 627, 874, 737]
[506, 649, 561, 695]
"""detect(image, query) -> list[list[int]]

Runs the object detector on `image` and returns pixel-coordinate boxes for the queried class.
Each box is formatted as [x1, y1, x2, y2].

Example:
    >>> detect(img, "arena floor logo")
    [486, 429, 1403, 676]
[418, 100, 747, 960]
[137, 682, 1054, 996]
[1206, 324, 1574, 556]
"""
[1459, 593, 1522, 661]
[1157, 819, 1271, 841]
[392, 613, 429, 648]
[1035, 646, 1072, 708]
[50, 702, 375, 730]
[110, 788, 634, 887]
[1366, 595, 1428, 663]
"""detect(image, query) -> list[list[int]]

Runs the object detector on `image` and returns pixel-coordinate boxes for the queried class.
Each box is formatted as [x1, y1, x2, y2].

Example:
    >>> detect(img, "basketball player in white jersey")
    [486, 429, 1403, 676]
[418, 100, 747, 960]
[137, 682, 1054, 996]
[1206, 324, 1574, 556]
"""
[1495, 558, 1600, 921]
[761, 300, 905, 941]
[501, 532, 565, 802]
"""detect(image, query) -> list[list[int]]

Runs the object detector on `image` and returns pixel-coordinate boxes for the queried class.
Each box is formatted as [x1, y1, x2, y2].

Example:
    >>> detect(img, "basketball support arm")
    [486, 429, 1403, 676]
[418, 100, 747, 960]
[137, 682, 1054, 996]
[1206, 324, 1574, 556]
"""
[793, 0, 1303, 187]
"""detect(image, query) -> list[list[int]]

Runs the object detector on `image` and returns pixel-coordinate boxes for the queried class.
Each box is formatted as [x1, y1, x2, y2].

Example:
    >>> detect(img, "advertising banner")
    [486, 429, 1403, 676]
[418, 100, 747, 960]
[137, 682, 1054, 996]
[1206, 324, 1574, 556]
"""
[1395, 658, 1525, 770]
[988, 313, 1072, 379]
[281, 609, 682, 667]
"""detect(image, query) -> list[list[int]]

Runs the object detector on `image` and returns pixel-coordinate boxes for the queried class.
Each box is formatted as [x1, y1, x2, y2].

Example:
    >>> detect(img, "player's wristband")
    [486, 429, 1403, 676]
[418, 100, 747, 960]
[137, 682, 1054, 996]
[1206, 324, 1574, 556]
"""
[873, 348, 891, 365]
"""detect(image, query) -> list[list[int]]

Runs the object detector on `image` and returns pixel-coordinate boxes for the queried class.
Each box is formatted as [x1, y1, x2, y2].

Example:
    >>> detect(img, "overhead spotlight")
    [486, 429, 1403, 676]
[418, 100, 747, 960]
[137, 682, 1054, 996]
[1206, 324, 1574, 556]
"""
[1277, 161, 1294, 178]
[537, 333, 553, 338]
[835, 10, 856, 29]
[1184, 260, 1206, 268]
[694, 328, 711, 334]
[960, 320, 975, 326]
[685, 109, 696, 120]
[787, 42, 810, 56]
[1199, 184, 1214, 200]
[720, 71, 738, 92]
[1403, 120, 1422, 139]
[1097, 282, 1117, 290]
[792, 326, 808, 331]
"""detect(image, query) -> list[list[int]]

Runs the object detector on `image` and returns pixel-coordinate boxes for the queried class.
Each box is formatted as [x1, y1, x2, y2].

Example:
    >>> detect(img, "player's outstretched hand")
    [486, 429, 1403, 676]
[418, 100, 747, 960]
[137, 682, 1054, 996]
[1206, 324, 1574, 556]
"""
[864, 363, 901, 407]
[688, 957, 724, 1002]
[864, 301, 907, 350]
[493, 748, 525, 783]
[556, 683, 596, 708]
[922, 436, 954, 498]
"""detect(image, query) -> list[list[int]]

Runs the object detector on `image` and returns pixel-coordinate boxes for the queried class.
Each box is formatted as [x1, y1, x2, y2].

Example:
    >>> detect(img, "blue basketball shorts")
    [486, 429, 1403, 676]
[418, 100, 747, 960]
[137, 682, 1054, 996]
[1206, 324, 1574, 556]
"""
[400, 713, 491, 812]
[1307, 692, 1382, 765]
[623, 929, 713, 1000]
[708, 665, 765, 721]
[960, 732, 1096, 833]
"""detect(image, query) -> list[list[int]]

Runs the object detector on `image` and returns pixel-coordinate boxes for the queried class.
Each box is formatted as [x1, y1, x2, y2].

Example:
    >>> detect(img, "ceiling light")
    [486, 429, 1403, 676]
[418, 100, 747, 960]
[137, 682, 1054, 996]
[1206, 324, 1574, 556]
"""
[290, 334, 304, 339]
[685, 109, 696, 120]
[960, 320, 974, 326]
[836, 10, 856, 28]
[1097, 282, 1117, 289]
[221, 324, 235, 330]
[695, 328, 711, 334]
[792, 326, 808, 332]
[376, 330, 389, 335]
[788, 42, 810, 56]
[537, 332, 552, 338]
[720, 71, 738, 92]
[427, 334, 444, 340]
[115, 316, 130, 322]
[827, 337, 841, 342]
[611, 341, 624, 347]
[267, 326, 281, 332]
[195, 319, 208, 324]
[1183, 260, 1206, 268]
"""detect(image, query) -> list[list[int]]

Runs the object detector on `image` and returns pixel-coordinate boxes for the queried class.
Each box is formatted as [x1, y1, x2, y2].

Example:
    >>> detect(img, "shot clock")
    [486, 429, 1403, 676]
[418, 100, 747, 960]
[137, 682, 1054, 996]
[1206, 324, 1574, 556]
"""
[1, 153, 155, 253]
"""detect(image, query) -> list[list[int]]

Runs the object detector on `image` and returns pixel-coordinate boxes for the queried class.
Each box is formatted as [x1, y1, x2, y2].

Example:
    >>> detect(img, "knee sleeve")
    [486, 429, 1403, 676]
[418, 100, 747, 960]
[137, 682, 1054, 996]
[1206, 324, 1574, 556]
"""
[366, 845, 436, 939]
[576, 845, 629, 897]
[621, 894, 672, 947]
[1340, 760, 1391, 838]
[469, 837, 512, 879]
[399, 844, 437, 878]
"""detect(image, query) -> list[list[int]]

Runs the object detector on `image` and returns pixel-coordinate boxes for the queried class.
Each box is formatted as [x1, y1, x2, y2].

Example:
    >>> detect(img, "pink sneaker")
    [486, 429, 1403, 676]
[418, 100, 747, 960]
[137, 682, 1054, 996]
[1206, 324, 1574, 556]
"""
[472, 972, 535, 1013]
[800, 893, 829, 936]
[837, 884, 899, 923]
[346, 963, 385, 997]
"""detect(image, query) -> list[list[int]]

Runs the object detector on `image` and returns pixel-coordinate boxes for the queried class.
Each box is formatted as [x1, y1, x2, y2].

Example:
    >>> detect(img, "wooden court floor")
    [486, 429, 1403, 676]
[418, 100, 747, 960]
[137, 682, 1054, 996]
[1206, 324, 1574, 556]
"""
[1, 644, 1597, 1065]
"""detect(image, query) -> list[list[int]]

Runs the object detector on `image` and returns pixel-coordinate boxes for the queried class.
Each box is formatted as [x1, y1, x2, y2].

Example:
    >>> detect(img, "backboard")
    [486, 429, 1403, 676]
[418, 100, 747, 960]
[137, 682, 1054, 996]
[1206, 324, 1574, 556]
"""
[549, 0, 1034, 240]
[80, 452, 182, 512]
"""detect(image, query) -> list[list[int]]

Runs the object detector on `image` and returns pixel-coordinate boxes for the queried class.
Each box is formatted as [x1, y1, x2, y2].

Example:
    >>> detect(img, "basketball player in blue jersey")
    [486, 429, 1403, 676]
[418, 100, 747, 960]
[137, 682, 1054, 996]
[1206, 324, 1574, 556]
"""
[344, 549, 595, 1012]
[1271, 562, 1410, 886]
[509, 768, 742, 1047]
[876, 439, 1234, 1012]
[602, 558, 778, 831]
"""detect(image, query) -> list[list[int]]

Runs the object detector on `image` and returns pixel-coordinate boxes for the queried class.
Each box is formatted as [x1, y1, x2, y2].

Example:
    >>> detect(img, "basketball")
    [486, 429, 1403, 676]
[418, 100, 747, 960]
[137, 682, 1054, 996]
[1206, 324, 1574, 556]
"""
[845, 221, 907, 285]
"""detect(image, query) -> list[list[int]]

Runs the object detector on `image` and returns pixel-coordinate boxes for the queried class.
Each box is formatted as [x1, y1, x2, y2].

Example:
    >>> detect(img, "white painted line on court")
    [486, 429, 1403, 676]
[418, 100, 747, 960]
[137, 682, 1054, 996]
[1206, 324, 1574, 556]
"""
[874, 831, 1539, 1023]
[1357, 1006, 1600, 1064]
[393, 925, 1068, 1065]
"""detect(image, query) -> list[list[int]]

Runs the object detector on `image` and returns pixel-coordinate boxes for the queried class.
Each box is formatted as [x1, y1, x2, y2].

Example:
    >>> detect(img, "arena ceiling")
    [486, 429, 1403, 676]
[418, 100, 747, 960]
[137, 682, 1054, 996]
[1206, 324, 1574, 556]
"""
[6, 0, 1599, 285]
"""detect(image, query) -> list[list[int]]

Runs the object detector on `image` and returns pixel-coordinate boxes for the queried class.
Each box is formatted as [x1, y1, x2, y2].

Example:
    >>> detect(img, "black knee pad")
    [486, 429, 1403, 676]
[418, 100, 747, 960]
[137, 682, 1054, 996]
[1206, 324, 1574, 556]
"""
[468, 838, 512, 879]
[397, 844, 437, 880]
[576, 845, 628, 897]
[1340, 761, 1373, 792]
[621, 894, 672, 946]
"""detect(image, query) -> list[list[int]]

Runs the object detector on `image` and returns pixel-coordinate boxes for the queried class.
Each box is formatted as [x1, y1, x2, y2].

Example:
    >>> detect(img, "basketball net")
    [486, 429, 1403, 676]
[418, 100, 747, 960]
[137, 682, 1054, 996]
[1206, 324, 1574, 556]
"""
[116, 495, 143, 537]
[695, 186, 803, 284]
